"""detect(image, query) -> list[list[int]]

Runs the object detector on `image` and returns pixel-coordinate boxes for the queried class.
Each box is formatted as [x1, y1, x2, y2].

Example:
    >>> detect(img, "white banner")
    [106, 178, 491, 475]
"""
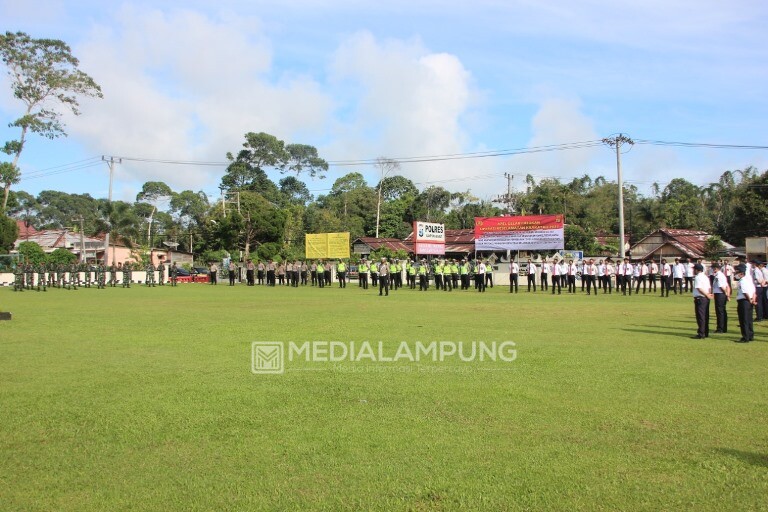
[414, 242, 446, 255]
[414, 221, 445, 243]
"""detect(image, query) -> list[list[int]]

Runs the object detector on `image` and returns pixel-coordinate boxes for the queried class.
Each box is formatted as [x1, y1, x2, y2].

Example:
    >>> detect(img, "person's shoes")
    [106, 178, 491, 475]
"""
[735, 338, 750, 343]
[714, 330, 723, 333]
[691, 335, 704, 339]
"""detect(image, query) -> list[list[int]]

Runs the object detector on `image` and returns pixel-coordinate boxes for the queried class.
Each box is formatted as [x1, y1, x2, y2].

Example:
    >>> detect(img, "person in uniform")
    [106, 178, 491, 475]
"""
[649, 260, 658, 292]
[110, 262, 118, 287]
[316, 260, 325, 288]
[450, 259, 459, 290]
[358, 259, 369, 289]
[337, 260, 347, 288]
[122, 262, 131, 288]
[509, 260, 519, 293]
[146, 261, 156, 287]
[277, 261, 286, 286]
[443, 260, 452, 291]
[209, 262, 218, 285]
[691, 263, 712, 339]
[434, 259, 443, 291]
[419, 259, 429, 291]
[71, 262, 81, 289]
[378, 257, 390, 296]
[228, 260, 236, 286]
[635, 261, 648, 294]
[96, 263, 105, 289]
[540, 259, 550, 291]
[266, 260, 275, 286]
[759, 261, 768, 321]
[684, 259, 695, 293]
[157, 261, 166, 286]
[393, 260, 402, 290]
[672, 258, 684, 294]
[584, 259, 597, 295]
[485, 260, 494, 288]
[459, 259, 469, 290]
[566, 259, 577, 294]
[733, 263, 756, 342]
[550, 259, 562, 295]
[711, 262, 730, 334]
[659, 258, 671, 297]
[369, 260, 378, 287]
[246, 259, 255, 286]
[292, 260, 300, 287]
[324, 260, 332, 287]
[170, 262, 178, 286]
[752, 261, 767, 322]
[526, 258, 536, 292]
[476, 259, 486, 292]
[618, 258, 632, 295]
[723, 260, 733, 292]
[257, 260, 266, 285]
[408, 260, 417, 289]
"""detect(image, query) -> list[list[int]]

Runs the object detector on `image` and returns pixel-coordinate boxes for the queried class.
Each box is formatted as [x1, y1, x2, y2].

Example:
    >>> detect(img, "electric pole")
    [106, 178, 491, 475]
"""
[76, 216, 86, 263]
[601, 134, 634, 258]
[101, 156, 121, 264]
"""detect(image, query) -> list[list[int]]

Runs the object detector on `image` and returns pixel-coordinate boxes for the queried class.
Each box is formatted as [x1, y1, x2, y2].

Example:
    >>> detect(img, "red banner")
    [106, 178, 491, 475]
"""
[474, 215, 564, 237]
[474, 215, 564, 250]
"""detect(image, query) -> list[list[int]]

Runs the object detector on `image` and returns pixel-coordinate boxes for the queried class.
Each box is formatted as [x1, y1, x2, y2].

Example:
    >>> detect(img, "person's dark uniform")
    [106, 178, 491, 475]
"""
[691, 263, 712, 339]
[358, 260, 369, 289]
[122, 262, 131, 288]
[711, 263, 729, 333]
[733, 264, 755, 342]
[110, 263, 117, 287]
[157, 262, 166, 286]
[337, 261, 347, 288]
[378, 259, 390, 296]
[170, 263, 178, 286]
[526, 260, 536, 292]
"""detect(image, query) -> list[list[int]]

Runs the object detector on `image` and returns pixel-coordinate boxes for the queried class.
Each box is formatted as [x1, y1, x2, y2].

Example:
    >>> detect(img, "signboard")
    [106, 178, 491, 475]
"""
[559, 250, 583, 261]
[474, 214, 564, 251]
[413, 221, 445, 255]
[305, 232, 350, 259]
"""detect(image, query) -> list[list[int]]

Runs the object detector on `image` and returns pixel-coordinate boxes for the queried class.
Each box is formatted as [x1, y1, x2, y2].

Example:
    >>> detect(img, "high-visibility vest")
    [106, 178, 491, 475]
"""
[435, 265, 443, 275]
[451, 264, 459, 274]
[359, 264, 368, 273]
[370, 263, 378, 273]
[461, 264, 469, 275]
[338, 263, 346, 271]
[418, 266, 427, 275]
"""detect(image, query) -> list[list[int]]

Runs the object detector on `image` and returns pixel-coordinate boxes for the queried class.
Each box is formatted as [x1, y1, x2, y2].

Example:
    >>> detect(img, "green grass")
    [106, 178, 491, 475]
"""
[1, 282, 767, 511]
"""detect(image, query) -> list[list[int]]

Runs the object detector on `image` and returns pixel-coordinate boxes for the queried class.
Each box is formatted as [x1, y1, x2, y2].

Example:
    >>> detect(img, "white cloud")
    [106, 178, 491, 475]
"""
[63, 5, 332, 192]
[327, 32, 480, 190]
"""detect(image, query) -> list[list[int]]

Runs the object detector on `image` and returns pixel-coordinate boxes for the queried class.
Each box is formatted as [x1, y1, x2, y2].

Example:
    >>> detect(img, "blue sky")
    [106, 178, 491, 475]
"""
[1, 0, 766, 205]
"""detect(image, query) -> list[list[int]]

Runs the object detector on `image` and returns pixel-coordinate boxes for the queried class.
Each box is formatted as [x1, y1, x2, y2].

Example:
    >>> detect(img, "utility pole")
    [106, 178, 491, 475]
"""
[504, 173, 514, 214]
[101, 156, 121, 264]
[601, 134, 634, 258]
[219, 187, 227, 217]
[76, 216, 86, 263]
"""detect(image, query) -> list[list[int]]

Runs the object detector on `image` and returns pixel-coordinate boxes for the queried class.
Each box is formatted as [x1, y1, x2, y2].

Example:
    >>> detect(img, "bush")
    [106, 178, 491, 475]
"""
[17, 241, 47, 264]
[47, 248, 77, 265]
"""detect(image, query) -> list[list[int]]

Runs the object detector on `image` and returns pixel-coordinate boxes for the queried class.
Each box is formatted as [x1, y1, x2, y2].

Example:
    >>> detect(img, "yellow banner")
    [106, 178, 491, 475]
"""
[305, 232, 350, 259]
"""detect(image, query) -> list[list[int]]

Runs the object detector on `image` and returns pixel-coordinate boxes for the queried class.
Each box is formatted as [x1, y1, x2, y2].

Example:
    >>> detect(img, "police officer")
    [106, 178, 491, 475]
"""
[476, 259, 486, 292]
[711, 262, 730, 333]
[257, 260, 266, 285]
[317, 260, 325, 288]
[691, 263, 713, 339]
[337, 260, 347, 288]
[246, 259, 255, 286]
[418, 259, 429, 291]
[370, 259, 378, 287]
[358, 259, 369, 289]
[659, 258, 672, 297]
[110, 262, 118, 287]
[509, 260, 519, 293]
[408, 260, 417, 289]
[733, 264, 755, 342]
[434, 259, 443, 291]
[378, 257, 390, 296]
[526, 258, 536, 292]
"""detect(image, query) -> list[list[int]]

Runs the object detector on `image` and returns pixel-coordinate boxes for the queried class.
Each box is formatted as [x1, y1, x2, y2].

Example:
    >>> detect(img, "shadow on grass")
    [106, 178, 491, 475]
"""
[717, 448, 768, 468]
[621, 327, 695, 339]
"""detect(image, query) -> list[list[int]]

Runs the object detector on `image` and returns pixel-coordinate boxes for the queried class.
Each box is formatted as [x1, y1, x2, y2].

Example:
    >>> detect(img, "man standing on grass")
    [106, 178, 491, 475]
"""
[551, 259, 562, 295]
[691, 263, 713, 339]
[540, 259, 549, 291]
[509, 259, 519, 293]
[752, 261, 766, 322]
[358, 259, 369, 289]
[711, 262, 730, 334]
[733, 264, 756, 342]
[566, 259, 577, 294]
[649, 260, 658, 292]
[526, 258, 536, 292]
[170, 262, 178, 286]
[337, 260, 347, 288]
[585, 259, 597, 295]
[659, 259, 671, 297]
[378, 257, 390, 296]
[317, 260, 325, 288]
[257, 260, 266, 285]
[476, 259, 486, 292]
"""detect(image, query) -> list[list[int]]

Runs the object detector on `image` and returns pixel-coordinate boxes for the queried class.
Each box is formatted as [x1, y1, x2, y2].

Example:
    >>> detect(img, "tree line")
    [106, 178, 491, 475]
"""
[1, 131, 766, 260]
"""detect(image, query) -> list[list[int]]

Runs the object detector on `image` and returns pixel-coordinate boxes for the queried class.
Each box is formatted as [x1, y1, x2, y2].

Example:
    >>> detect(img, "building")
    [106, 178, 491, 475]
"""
[629, 229, 735, 261]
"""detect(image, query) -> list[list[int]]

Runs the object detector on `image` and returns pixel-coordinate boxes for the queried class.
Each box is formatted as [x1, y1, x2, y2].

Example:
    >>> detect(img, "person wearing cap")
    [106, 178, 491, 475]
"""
[733, 263, 756, 342]
[370, 259, 378, 287]
[450, 259, 459, 290]
[691, 263, 713, 339]
[460, 259, 470, 290]
[358, 259, 369, 289]
[378, 257, 390, 296]
[418, 259, 429, 291]
[711, 262, 730, 334]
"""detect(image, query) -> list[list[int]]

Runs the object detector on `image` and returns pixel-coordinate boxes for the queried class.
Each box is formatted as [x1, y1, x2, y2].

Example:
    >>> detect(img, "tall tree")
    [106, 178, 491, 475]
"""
[0, 214, 18, 253]
[284, 143, 328, 179]
[0, 31, 103, 211]
[221, 132, 288, 190]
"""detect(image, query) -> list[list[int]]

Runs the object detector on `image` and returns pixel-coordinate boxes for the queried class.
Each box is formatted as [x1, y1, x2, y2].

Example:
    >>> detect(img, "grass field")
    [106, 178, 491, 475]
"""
[1, 281, 767, 511]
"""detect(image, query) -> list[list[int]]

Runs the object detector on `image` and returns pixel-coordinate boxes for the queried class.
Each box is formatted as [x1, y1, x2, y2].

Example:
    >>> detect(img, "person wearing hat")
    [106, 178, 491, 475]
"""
[733, 263, 756, 342]
[691, 263, 713, 339]
[378, 257, 390, 296]
[711, 262, 731, 334]
[358, 258, 369, 289]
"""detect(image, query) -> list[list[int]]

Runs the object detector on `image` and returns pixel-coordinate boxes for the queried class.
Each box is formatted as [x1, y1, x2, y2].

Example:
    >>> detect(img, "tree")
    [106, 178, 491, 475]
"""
[221, 132, 288, 190]
[703, 236, 724, 260]
[136, 181, 172, 245]
[279, 176, 312, 205]
[0, 214, 18, 253]
[0, 31, 103, 211]
[47, 247, 76, 265]
[284, 143, 328, 179]
[17, 240, 46, 264]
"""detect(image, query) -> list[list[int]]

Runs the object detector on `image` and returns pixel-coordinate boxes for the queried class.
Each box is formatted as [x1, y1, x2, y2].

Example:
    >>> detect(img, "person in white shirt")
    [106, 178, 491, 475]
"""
[672, 258, 684, 295]
[584, 259, 598, 295]
[477, 260, 487, 293]
[551, 260, 563, 295]
[604, 260, 615, 294]
[710, 262, 731, 334]
[526, 258, 537, 292]
[659, 259, 672, 297]
[509, 260, 519, 293]
[540, 260, 550, 291]
[760, 261, 768, 321]
[649, 261, 659, 293]
[565, 259, 577, 294]
[685, 260, 695, 292]
[752, 260, 767, 322]
[733, 263, 756, 342]
[691, 263, 713, 339]
[722, 260, 733, 292]
[618, 258, 633, 295]
[634, 261, 647, 294]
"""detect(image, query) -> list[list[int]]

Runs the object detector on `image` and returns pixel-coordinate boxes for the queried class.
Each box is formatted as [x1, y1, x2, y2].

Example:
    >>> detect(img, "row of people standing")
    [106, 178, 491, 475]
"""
[12, 261, 181, 290]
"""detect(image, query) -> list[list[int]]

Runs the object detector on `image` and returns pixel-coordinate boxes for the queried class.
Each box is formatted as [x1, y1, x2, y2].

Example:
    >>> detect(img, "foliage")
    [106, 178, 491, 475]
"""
[0, 31, 103, 211]
[703, 236, 724, 260]
[46, 247, 77, 265]
[17, 240, 46, 264]
[256, 242, 282, 261]
[0, 214, 18, 253]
